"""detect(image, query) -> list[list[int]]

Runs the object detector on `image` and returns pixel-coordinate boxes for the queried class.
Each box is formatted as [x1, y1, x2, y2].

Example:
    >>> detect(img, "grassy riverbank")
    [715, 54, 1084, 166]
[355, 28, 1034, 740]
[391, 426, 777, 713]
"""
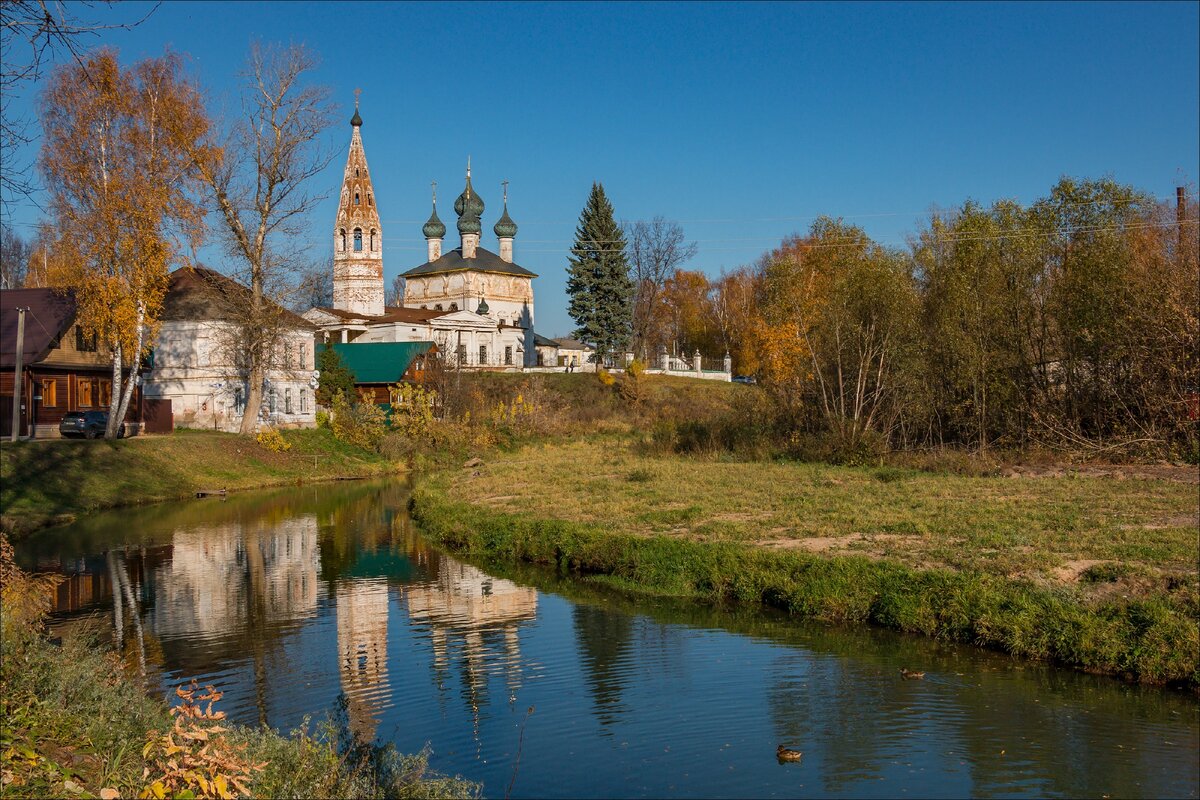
[0, 428, 400, 536]
[410, 439, 1200, 686]
[0, 539, 479, 800]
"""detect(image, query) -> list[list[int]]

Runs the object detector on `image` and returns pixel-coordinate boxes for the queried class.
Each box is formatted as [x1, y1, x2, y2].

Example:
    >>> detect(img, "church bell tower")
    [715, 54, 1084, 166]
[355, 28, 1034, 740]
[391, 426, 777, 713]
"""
[332, 91, 385, 316]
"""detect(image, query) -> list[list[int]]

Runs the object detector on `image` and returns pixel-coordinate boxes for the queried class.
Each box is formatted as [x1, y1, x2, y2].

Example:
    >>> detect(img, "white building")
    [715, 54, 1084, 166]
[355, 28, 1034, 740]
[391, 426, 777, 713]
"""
[303, 99, 537, 369]
[143, 267, 319, 431]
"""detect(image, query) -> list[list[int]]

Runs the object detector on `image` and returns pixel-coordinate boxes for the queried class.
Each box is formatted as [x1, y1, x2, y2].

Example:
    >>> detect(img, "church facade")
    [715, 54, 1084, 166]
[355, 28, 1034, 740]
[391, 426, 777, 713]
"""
[304, 100, 537, 369]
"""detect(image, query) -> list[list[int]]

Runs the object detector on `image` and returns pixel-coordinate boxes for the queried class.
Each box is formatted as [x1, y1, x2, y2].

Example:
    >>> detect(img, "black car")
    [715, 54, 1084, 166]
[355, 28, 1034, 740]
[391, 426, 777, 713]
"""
[59, 410, 124, 439]
[731, 375, 757, 385]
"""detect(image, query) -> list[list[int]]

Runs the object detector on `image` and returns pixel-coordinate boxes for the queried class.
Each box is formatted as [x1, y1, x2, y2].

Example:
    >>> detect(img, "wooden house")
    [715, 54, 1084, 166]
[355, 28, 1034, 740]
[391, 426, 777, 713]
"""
[329, 341, 437, 405]
[1, 288, 145, 438]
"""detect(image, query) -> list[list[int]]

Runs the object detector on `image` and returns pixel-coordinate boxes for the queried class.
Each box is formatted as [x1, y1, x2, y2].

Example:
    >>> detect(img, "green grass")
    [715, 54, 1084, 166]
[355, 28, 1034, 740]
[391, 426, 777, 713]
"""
[0, 621, 479, 799]
[410, 439, 1200, 686]
[0, 428, 400, 536]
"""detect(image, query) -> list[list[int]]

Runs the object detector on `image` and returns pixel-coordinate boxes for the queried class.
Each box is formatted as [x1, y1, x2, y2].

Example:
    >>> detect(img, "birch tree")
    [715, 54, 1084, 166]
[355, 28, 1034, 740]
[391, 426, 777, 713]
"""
[40, 49, 209, 438]
[189, 42, 335, 434]
[625, 217, 696, 359]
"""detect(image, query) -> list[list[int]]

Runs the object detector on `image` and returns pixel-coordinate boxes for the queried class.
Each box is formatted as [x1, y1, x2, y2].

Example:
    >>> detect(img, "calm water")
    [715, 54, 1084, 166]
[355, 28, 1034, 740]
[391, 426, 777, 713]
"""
[16, 480, 1199, 799]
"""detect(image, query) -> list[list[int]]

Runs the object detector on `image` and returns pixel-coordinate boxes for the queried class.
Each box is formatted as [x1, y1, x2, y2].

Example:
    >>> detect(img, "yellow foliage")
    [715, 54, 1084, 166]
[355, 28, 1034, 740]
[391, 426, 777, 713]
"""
[597, 367, 615, 386]
[254, 427, 290, 452]
[0, 534, 63, 630]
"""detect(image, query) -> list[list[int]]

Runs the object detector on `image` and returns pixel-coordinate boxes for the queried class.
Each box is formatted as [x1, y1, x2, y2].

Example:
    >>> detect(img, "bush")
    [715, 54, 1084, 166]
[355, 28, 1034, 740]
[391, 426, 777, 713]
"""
[315, 409, 331, 429]
[330, 392, 388, 452]
[257, 426, 292, 452]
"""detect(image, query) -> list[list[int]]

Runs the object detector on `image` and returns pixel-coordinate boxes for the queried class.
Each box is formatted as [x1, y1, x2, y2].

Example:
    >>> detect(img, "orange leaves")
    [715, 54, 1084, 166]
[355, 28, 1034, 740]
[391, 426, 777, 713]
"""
[139, 682, 260, 800]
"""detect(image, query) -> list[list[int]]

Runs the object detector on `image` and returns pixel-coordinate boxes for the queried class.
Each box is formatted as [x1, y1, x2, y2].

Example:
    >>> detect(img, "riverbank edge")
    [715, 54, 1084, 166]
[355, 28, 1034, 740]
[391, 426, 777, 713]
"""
[0, 621, 481, 799]
[409, 478, 1200, 689]
[0, 429, 405, 538]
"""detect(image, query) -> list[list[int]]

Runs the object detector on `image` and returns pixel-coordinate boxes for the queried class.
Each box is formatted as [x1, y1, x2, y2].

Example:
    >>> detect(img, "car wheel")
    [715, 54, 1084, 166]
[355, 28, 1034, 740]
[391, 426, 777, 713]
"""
[117, 426, 125, 439]
[85, 429, 98, 440]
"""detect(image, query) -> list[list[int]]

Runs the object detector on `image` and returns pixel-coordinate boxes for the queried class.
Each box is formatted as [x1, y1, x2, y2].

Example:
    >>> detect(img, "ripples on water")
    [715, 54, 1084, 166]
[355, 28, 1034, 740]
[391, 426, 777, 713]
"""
[17, 480, 1199, 799]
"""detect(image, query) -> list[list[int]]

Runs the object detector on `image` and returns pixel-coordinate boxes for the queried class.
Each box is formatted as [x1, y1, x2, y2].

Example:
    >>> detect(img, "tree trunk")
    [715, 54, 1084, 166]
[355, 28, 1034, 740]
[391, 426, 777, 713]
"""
[107, 342, 124, 438]
[240, 363, 264, 434]
[110, 301, 144, 438]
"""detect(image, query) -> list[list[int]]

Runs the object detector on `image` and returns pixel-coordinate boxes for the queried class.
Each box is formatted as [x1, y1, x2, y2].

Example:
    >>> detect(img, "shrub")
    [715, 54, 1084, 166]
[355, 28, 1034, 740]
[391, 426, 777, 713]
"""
[388, 383, 437, 437]
[315, 409, 331, 429]
[256, 426, 292, 452]
[330, 392, 388, 452]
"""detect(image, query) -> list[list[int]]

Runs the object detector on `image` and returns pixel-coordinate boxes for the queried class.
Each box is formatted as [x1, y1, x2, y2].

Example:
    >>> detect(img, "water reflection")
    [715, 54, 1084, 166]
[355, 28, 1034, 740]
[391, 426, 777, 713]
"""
[16, 480, 1199, 800]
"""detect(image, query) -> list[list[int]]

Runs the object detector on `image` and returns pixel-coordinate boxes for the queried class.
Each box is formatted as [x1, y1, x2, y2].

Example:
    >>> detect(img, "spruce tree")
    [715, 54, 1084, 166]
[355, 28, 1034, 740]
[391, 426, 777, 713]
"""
[566, 182, 633, 362]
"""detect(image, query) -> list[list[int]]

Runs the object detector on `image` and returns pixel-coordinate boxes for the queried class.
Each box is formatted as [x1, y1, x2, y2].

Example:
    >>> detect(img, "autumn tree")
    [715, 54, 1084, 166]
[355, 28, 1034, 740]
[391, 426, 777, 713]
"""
[40, 49, 209, 438]
[660, 268, 719, 358]
[1, 1, 156, 216]
[189, 42, 336, 434]
[625, 216, 697, 359]
[566, 182, 633, 363]
[710, 266, 761, 376]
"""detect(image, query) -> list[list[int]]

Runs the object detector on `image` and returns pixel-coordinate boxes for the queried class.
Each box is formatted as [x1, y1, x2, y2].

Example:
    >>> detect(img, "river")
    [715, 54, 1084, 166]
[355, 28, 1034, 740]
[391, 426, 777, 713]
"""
[14, 479, 1199, 799]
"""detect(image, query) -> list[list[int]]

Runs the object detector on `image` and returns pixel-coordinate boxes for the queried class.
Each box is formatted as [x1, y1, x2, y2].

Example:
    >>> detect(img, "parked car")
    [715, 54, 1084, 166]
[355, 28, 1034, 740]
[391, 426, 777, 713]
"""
[59, 410, 124, 439]
[732, 375, 757, 385]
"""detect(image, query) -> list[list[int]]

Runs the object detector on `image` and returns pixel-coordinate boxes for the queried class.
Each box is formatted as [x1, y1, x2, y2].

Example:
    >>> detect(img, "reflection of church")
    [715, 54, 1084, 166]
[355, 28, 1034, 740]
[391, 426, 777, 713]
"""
[335, 580, 392, 743]
[403, 552, 538, 743]
[303, 97, 539, 368]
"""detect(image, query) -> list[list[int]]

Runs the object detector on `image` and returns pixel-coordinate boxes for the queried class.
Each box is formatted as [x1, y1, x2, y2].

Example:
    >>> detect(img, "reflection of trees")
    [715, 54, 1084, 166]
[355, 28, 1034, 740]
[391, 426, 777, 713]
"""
[572, 604, 635, 730]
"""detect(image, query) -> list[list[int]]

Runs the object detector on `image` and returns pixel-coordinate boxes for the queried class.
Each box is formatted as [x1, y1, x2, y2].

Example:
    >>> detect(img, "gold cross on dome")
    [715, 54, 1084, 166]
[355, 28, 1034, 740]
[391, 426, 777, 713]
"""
[431, 180, 437, 204]
[354, 88, 361, 107]
[502, 180, 509, 203]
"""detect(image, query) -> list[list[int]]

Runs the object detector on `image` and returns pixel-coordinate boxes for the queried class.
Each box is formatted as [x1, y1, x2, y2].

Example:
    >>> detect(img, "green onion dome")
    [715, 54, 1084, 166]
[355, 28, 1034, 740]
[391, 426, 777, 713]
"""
[350, 107, 363, 127]
[454, 174, 485, 220]
[422, 204, 446, 239]
[493, 202, 517, 238]
[476, 297, 490, 315]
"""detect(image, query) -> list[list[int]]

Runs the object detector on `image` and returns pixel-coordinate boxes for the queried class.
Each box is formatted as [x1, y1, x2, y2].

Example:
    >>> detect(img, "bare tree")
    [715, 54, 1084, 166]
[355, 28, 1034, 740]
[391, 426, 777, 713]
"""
[294, 253, 334, 311]
[387, 273, 405, 307]
[1, 1, 158, 218]
[625, 216, 697, 359]
[189, 42, 336, 434]
[0, 224, 30, 288]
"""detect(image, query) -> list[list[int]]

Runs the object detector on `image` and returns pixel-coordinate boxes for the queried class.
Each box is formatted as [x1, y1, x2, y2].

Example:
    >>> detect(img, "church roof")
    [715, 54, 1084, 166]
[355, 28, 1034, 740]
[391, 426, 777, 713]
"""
[401, 246, 538, 279]
[311, 305, 449, 324]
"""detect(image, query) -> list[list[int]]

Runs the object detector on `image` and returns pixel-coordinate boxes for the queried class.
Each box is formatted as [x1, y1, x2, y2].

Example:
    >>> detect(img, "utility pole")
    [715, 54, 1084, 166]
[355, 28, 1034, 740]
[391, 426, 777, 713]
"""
[10, 307, 27, 442]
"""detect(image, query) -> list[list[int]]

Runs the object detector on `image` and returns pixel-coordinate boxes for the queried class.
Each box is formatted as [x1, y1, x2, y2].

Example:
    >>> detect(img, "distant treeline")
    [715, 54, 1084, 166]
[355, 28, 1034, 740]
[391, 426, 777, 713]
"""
[633, 177, 1199, 459]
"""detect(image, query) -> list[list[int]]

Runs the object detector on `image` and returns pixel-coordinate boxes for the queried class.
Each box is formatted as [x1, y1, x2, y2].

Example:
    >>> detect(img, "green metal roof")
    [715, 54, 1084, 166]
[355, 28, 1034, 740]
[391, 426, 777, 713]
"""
[330, 341, 434, 384]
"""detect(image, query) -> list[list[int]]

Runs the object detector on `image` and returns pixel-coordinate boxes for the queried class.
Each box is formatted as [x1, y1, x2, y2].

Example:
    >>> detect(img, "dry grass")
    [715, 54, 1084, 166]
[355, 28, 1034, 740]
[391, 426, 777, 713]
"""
[443, 439, 1199, 592]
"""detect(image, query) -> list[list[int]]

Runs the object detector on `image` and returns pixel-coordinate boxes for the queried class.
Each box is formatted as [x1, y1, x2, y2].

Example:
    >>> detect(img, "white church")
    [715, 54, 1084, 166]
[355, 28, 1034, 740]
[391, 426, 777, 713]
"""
[303, 99, 539, 369]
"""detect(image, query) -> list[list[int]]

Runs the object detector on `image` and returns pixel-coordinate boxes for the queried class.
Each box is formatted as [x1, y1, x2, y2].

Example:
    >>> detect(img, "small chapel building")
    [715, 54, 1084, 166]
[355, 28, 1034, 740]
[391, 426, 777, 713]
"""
[303, 99, 538, 369]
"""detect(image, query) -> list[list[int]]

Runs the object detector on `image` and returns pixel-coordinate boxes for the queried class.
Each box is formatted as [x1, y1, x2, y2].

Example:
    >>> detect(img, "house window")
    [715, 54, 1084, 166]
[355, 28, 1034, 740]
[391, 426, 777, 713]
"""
[300, 389, 308, 414]
[354, 229, 362, 252]
[536, 351, 544, 367]
[299, 343, 307, 370]
[40, 378, 57, 407]
[78, 378, 93, 407]
[234, 386, 245, 414]
[285, 388, 293, 414]
[456, 344, 466, 364]
[75, 326, 97, 352]
[269, 388, 277, 414]
[479, 345, 487, 365]
[505, 346, 513, 366]
[99, 381, 111, 406]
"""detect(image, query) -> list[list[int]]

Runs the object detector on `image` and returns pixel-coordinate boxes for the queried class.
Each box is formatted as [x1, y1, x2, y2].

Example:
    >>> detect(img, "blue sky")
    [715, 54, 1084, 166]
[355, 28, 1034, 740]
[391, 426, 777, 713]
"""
[5, 1, 1198, 337]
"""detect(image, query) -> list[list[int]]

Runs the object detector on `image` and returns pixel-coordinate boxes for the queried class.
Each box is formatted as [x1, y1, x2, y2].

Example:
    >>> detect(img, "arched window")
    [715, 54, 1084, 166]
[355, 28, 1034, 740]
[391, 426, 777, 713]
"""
[285, 388, 293, 414]
[355, 168, 359, 177]
[449, 302, 458, 311]
[300, 389, 308, 414]
[354, 192, 360, 205]
[369, 229, 376, 251]
[339, 229, 346, 251]
[368, 194, 373, 206]
[353, 229, 362, 252]
[434, 304, 443, 311]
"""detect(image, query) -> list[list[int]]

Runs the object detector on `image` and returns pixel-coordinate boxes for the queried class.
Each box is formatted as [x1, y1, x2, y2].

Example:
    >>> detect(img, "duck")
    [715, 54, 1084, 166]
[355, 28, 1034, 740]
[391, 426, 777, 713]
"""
[899, 668, 926, 680]
[776, 745, 803, 762]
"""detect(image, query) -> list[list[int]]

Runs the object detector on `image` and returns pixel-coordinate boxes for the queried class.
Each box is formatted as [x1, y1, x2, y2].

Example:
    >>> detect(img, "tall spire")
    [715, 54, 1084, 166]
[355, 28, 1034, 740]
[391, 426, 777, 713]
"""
[455, 157, 484, 257]
[331, 92, 383, 315]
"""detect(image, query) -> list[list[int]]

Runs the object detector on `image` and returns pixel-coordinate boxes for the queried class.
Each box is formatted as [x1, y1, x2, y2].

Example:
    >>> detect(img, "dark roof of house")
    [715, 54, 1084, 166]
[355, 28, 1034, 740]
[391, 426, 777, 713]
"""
[533, 333, 558, 347]
[0, 288, 77, 368]
[401, 246, 537, 279]
[162, 267, 316, 329]
[552, 338, 593, 351]
[330, 341, 435, 384]
[312, 305, 448, 324]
